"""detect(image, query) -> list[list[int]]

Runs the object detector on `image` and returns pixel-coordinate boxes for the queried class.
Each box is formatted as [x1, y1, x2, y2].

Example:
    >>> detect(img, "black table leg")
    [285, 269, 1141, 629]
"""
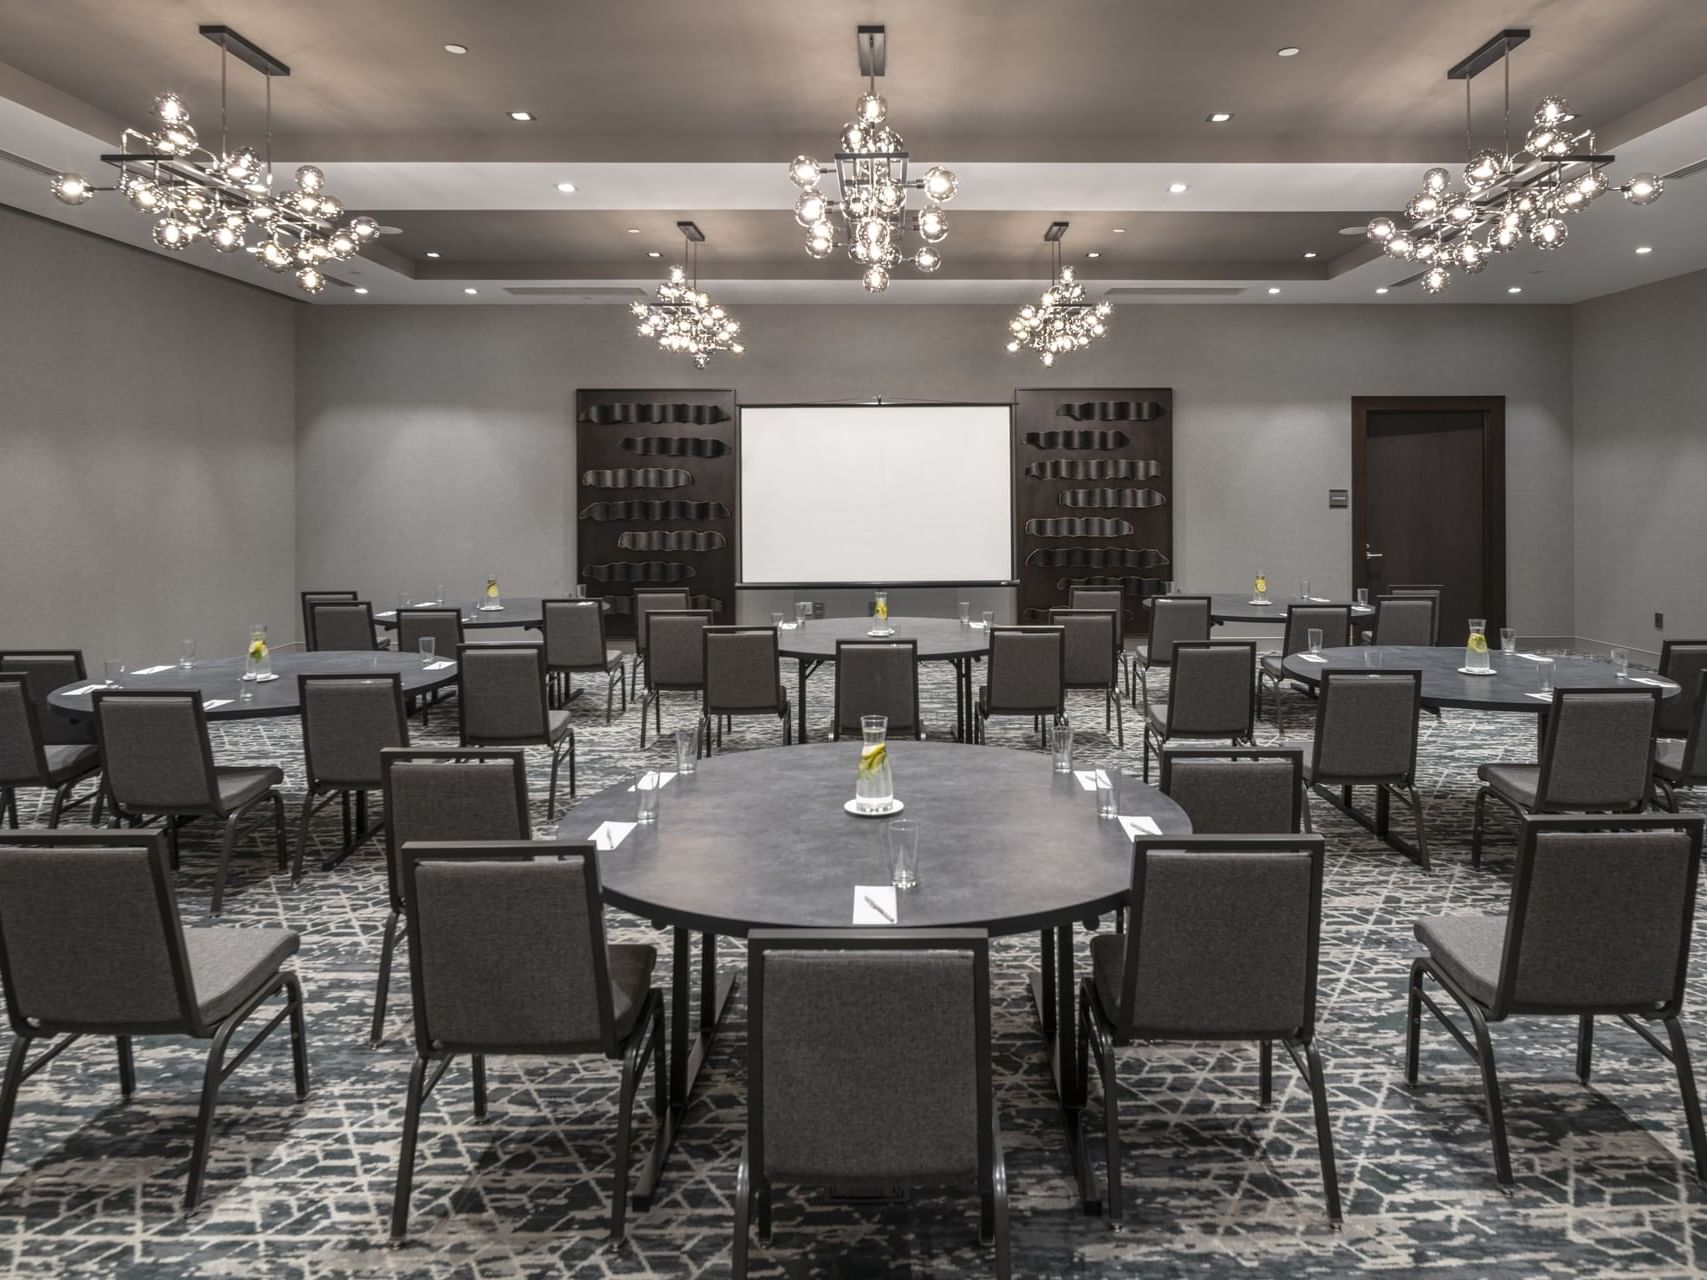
[797, 658, 821, 745]
[1026, 920, 1100, 1213]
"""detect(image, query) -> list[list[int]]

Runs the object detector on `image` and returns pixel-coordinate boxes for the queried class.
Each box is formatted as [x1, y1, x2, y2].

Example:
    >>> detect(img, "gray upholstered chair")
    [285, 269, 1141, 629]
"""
[1141, 641, 1256, 783]
[395, 608, 463, 727]
[1081, 834, 1339, 1227]
[1068, 585, 1133, 699]
[543, 598, 626, 722]
[1302, 669, 1430, 869]
[702, 626, 791, 753]
[639, 609, 712, 748]
[1159, 746, 1305, 833]
[1372, 595, 1438, 646]
[307, 600, 379, 652]
[1657, 640, 1707, 740]
[390, 841, 665, 1242]
[293, 673, 409, 881]
[1258, 605, 1352, 734]
[0, 650, 95, 746]
[735, 929, 1009, 1279]
[0, 829, 307, 1210]
[299, 590, 357, 649]
[1409, 815, 1706, 1188]
[1472, 687, 1660, 866]
[457, 643, 574, 815]
[1655, 670, 1707, 811]
[1050, 608, 1124, 747]
[91, 690, 286, 915]
[832, 639, 923, 741]
[372, 749, 529, 1046]
[973, 626, 1065, 748]
[630, 588, 690, 698]
[0, 673, 101, 828]
[1135, 595, 1212, 712]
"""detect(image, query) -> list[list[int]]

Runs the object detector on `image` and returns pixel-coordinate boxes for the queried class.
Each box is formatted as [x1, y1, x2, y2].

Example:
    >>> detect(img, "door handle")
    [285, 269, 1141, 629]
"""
[1364, 544, 1384, 562]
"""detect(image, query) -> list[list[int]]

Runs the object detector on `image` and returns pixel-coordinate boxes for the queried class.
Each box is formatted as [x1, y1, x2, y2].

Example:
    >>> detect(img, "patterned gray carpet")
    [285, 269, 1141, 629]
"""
[2, 656, 1705, 1279]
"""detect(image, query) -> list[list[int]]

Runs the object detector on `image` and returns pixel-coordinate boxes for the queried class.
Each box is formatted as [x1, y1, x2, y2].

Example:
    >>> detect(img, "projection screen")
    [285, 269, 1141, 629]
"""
[739, 404, 1014, 584]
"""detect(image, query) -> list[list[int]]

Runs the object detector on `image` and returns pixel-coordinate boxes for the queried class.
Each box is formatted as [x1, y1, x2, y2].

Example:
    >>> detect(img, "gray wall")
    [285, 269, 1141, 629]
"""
[1572, 266, 1707, 657]
[0, 208, 298, 667]
[297, 301, 1576, 633]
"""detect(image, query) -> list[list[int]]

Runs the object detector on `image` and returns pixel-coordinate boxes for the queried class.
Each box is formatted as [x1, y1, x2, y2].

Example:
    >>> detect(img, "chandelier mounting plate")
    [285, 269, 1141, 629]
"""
[197, 25, 290, 77]
[857, 25, 886, 78]
[1447, 28, 1529, 81]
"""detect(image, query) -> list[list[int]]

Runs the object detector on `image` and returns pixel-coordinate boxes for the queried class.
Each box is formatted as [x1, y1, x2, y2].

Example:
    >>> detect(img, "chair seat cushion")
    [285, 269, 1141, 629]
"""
[606, 649, 625, 672]
[184, 926, 301, 1024]
[1413, 913, 1507, 1009]
[1146, 705, 1168, 736]
[608, 943, 657, 1042]
[1478, 762, 1540, 808]
[41, 743, 100, 784]
[1090, 931, 1126, 1021]
[548, 709, 573, 743]
[214, 766, 284, 814]
[1654, 739, 1698, 783]
[1259, 653, 1286, 678]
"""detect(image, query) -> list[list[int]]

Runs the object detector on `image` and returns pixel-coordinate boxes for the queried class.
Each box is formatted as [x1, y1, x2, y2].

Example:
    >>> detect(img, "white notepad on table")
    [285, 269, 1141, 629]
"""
[1073, 769, 1111, 792]
[129, 665, 173, 676]
[587, 821, 636, 851]
[422, 660, 455, 671]
[853, 886, 898, 925]
[625, 771, 676, 792]
[203, 698, 233, 710]
[1119, 816, 1163, 841]
[1295, 654, 1328, 663]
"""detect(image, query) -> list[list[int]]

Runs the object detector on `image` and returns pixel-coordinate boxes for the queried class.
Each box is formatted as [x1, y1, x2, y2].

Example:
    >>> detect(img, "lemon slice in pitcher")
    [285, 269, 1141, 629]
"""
[858, 742, 888, 774]
[1467, 633, 1488, 654]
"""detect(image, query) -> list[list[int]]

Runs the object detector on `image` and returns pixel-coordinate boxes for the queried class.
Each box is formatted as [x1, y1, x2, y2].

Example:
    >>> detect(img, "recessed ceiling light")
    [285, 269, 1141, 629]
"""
[425, 251, 441, 259]
[353, 287, 369, 295]
[1086, 251, 1101, 259]
[1111, 227, 1126, 234]
[625, 227, 640, 234]
[555, 181, 577, 193]
[1267, 287, 1281, 294]
[1303, 251, 1318, 259]
[1508, 286, 1523, 293]
[463, 287, 478, 295]
[443, 43, 467, 55]
[1277, 46, 1301, 57]
[508, 111, 535, 122]
[1167, 182, 1189, 194]
[1207, 112, 1234, 124]
[1375, 287, 1390, 295]
[1635, 245, 1653, 254]
[647, 250, 662, 258]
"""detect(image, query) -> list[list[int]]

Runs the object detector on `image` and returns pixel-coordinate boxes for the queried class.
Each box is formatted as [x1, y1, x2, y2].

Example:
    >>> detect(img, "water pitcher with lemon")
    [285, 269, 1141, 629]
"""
[855, 714, 894, 812]
[868, 589, 894, 637]
[1253, 570, 1269, 604]
[1464, 618, 1492, 673]
[480, 573, 502, 611]
[242, 624, 272, 681]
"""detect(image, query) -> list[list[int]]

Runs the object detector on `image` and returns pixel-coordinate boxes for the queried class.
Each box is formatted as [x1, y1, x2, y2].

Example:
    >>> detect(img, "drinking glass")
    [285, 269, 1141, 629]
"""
[575, 583, 587, 598]
[886, 819, 919, 890]
[1095, 769, 1119, 819]
[397, 593, 410, 613]
[1300, 579, 1313, 601]
[1355, 587, 1369, 607]
[958, 601, 971, 626]
[795, 602, 810, 627]
[103, 660, 125, 687]
[1052, 721, 1074, 773]
[1611, 647, 1630, 678]
[1306, 627, 1324, 657]
[418, 636, 436, 665]
[178, 639, 195, 670]
[981, 610, 995, 630]
[1500, 627, 1517, 654]
[769, 612, 784, 630]
[434, 584, 445, 604]
[1536, 657, 1556, 696]
[1163, 580, 1177, 595]
[1363, 648, 1384, 669]
[674, 727, 697, 776]
[635, 772, 660, 824]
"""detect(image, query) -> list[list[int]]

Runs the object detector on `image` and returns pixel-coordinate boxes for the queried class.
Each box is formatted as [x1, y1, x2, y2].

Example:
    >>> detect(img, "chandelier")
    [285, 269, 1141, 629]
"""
[1367, 28, 1662, 294]
[1006, 223, 1112, 366]
[49, 25, 382, 295]
[630, 222, 744, 368]
[786, 25, 959, 293]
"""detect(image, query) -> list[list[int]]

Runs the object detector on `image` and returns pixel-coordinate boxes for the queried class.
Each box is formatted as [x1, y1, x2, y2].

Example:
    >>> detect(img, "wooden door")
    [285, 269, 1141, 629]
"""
[1351, 396, 1505, 639]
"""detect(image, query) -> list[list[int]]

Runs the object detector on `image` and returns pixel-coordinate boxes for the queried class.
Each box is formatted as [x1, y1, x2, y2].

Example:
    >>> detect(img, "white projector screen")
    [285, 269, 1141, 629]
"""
[740, 404, 1014, 584]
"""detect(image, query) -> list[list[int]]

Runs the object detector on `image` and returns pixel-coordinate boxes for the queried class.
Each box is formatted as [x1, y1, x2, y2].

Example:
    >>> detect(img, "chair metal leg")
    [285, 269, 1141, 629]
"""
[611, 1040, 640, 1240]
[0, 1037, 31, 1169]
[1, 787, 14, 829]
[1663, 1017, 1707, 1182]
[1405, 785, 1432, 871]
[272, 792, 288, 870]
[390, 1056, 430, 1242]
[991, 1114, 1012, 1279]
[1470, 787, 1489, 867]
[1465, 1001, 1514, 1186]
[372, 909, 401, 1047]
[285, 973, 309, 1100]
[1299, 1039, 1344, 1226]
[1576, 1015, 1594, 1084]
[117, 1036, 136, 1099]
[547, 750, 562, 818]
[211, 812, 241, 916]
[1405, 960, 1425, 1085]
[471, 1052, 488, 1119]
[185, 1017, 235, 1209]
[732, 1138, 752, 1279]
[1259, 1039, 1273, 1104]
[291, 792, 317, 883]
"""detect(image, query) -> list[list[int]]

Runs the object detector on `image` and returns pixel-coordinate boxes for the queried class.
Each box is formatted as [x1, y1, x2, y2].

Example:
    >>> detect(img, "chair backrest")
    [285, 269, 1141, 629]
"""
[1113, 835, 1325, 1040]
[1536, 687, 1658, 810]
[1158, 747, 1303, 833]
[1048, 609, 1118, 688]
[91, 690, 219, 812]
[1491, 816, 1702, 1018]
[309, 600, 379, 652]
[703, 627, 783, 714]
[396, 608, 463, 659]
[402, 842, 621, 1056]
[0, 674, 49, 786]
[1373, 595, 1438, 646]
[457, 644, 550, 744]
[1143, 596, 1212, 668]
[299, 673, 409, 790]
[646, 610, 713, 691]
[1673, 672, 1707, 784]
[1282, 605, 1351, 655]
[984, 626, 1065, 716]
[1067, 587, 1126, 650]
[833, 640, 921, 739]
[0, 830, 201, 1036]
[301, 590, 358, 648]
[1658, 640, 1707, 738]
[542, 598, 609, 669]
[747, 929, 992, 1188]
[1308, 669, 1421, 784]
[1164, 642, 1255, 739]
[0, 650, 92, 745]
[380, 748, 530, 909]
[634, 589, 691, 657]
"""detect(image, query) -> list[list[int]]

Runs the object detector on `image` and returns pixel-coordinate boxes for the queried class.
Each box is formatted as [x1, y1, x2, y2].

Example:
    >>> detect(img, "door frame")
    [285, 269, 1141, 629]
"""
[1350, 395, 1506, 634]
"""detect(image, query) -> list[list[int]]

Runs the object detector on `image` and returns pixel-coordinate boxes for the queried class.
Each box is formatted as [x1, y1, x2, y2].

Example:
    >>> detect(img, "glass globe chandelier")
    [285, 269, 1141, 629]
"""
[630, 222, 744, 368]
[1367, 28, 1661, 294]
[1006, 223, 1113, 366]
[786, 25, 958, 293]
[49, 25, 383, 296]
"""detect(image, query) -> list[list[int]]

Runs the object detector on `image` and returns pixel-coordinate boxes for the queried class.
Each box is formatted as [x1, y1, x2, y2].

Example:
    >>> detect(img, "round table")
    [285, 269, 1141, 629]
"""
[1194, 593, 1375, 626]
[48, 650, 460, 722]
[374, 596, 555, 631]
[774, 615, 991, 743]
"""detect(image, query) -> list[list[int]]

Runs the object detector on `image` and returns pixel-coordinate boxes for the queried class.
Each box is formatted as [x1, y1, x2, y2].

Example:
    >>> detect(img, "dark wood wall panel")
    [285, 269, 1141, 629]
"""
[576, 388, 737, 637]
[1013, 387, 1174, 632]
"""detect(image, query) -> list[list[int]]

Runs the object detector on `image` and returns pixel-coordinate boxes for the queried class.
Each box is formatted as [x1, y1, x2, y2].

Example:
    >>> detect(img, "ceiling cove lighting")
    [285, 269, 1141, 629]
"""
[1366, 27, 1662, 294]
[49, 24, 383, 295]
[1005, 222, 1112, 367]
[787, 24, 958, 292]
[631, 221, 744, 368]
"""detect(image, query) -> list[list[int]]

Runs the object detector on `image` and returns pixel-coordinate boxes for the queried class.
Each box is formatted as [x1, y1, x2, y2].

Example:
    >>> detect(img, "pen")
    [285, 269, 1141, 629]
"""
[863, 894, 895, 923]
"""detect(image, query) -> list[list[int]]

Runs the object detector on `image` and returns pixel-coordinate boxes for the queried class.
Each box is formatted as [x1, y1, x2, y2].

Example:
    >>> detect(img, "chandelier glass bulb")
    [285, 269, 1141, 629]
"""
[1420, 265, 1451, 294]
[51, 172, 93, 205]
[856, 91, 887, 124]
[1422, 166, 1452, 194]
[296, 265, 326, 293]
[1530, 216, 1568, 249]
[1464, 149, 1504, 189]
[153, 217, 192, 250]
[1622, 172, 1663, 205]
[789, 155, 821, 188]
[862, 263, 890, 292]
[917, 206, 948, 242]
[922, 166, 958, 202]
[914, 246, 941, 272]
[1365, 215, 1396, 242]
[1534, 95, 1571, 126]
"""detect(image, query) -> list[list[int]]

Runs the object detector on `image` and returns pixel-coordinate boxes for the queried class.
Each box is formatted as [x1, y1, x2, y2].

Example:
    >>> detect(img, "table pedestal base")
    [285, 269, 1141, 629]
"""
[1026, 923, 1103, 1215]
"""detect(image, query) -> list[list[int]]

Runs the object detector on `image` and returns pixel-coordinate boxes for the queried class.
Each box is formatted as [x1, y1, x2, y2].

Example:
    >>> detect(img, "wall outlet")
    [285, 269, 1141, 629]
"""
[1655, 611, 1665, 629]
[813, 601, 825, 618]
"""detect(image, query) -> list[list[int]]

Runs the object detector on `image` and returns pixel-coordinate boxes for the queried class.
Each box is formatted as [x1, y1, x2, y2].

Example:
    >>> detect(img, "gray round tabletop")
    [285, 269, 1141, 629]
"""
[555, 741, 1189, 937]
[373, 596, 578, 631]
[774, 615, 991, 661]
[48, 650, 461, 721]
[1190, 593, 1375, 626]
[1280, 645, 1681, 712]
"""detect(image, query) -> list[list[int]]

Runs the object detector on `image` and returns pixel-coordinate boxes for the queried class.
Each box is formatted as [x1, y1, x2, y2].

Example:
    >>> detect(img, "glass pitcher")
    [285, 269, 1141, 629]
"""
[242, 624, 272, 681]
[868, 589, 894, 636]
[482, 573, 501, 610]
[855, 714, 893, 812]
[1464, 618, 1491, 672]
[1253, 570, 1269, 603]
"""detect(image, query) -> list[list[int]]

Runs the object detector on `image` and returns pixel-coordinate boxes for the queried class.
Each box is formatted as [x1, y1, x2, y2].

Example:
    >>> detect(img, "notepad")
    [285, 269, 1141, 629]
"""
[1515, 652, 1551, 662]
[129, 665, 173, 676]
[375, 610, 396, 619]
[203, 698, 234, 710]
[853, 885, 899, 925]
[1295, 653, 1329, 663]
[63, 683, 102, 697]
[422, 660, 455, 671]
[1119, 816, 1163, 841]
[1626, 676, 1670, 687]
[588, 821, 637, 851]
[1073, 769, 1111, 792]
[626, 771, 676, 792]
[1525, 691, 1555, 702]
